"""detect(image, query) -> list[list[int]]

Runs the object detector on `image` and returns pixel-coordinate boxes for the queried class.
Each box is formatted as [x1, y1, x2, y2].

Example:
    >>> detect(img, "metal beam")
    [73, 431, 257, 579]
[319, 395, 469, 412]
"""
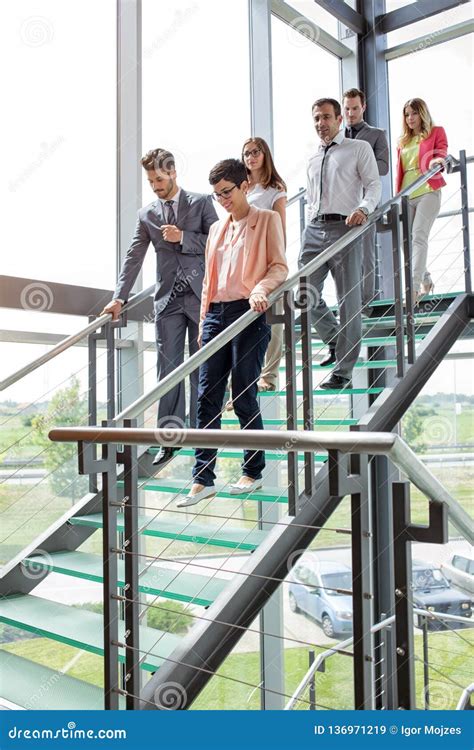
[0, 275, 153, 321]
[385, 19, 474, 60]
[315, 0, 365, 35]
[381, 0, 471, 33]
[271, 0, 352, 58]
[249, 0, 274, 145]
[116, 0, 144, 413]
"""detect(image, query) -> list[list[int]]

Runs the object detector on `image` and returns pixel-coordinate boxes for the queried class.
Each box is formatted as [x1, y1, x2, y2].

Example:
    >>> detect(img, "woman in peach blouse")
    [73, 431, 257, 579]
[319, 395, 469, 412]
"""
[177, 158, 288, 508]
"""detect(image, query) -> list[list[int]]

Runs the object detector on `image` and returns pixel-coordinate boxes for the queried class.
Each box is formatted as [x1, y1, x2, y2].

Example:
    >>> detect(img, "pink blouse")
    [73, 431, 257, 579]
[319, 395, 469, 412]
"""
[211, 217, 250, 302]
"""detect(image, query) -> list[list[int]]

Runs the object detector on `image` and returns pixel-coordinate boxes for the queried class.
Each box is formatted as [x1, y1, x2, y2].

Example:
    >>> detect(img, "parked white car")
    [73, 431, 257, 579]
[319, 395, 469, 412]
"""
[440, 555, 474, 596]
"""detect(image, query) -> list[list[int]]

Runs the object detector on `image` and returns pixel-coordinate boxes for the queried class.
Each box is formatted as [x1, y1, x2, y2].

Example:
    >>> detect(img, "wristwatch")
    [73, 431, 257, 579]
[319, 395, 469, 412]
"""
[358, 207, 369, 217]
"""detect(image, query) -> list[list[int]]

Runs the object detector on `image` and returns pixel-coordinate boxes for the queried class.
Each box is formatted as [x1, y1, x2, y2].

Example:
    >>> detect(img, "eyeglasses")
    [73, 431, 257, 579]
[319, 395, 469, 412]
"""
[212, 184, 238, 202]
[243, 147, 262, 159]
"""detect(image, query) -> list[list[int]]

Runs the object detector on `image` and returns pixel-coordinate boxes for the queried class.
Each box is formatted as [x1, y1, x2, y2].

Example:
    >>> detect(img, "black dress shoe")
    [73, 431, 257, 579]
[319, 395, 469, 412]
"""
[320, 374, 352, 390]
[152, 447, 180, 467]
[320, 348, 336, 367]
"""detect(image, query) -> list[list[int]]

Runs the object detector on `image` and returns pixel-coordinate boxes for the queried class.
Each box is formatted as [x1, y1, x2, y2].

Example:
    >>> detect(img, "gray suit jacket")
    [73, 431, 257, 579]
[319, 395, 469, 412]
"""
[114, 189, 218, 314]
[346, 121, 389, 176]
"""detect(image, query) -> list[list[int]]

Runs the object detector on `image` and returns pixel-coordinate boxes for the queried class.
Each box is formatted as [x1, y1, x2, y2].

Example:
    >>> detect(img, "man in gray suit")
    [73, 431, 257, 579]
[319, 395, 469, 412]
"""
[102, 148, 218, 467]
[343, 88, 389, 314]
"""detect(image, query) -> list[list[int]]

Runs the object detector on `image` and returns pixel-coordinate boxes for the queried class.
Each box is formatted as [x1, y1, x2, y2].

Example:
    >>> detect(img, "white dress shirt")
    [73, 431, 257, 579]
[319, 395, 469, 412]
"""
[306, 129, 381, 221]
[247, 184, 287, 210]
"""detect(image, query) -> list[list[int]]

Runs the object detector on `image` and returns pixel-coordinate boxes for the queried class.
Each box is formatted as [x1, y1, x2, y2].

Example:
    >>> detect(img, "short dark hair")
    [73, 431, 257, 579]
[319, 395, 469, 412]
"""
[312, 98, 341, 118]
[141, 148, 175, 173]
[342, 88, 366, 107]
[209, 158, 248, 187]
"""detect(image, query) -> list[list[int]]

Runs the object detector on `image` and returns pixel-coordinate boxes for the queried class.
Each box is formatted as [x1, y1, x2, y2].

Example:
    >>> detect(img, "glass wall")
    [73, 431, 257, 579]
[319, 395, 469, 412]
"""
[0, 0, 117, 289]
[271, 15, 341, 277]
[140, 0, 251, 288]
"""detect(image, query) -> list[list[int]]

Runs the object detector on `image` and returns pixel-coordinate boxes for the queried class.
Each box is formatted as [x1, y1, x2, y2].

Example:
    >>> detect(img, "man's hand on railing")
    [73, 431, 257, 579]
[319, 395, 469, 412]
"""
[101, 299, 123, 321]
[345, 208, 368, 226]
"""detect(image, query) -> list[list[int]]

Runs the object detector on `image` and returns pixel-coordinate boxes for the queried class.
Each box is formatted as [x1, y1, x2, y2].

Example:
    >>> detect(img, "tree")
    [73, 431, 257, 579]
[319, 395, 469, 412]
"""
[32, 377, 88, 501]
[402, 406, 426, 452]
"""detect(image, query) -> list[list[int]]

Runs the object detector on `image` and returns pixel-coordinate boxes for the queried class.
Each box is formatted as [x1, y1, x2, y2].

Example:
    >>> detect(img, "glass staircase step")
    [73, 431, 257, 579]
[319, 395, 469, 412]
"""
[70, 513, 267, 551]
[369, 291, 461, 307]
[0, 594, 180, 672]
[221, 418, 358, 426]
[129, 477, 289, 504]
[0, 650, 122, 710]
[279, 359, 396, 371]
[23, 550, 226, 607]
[296, 334, 425, 348]
[146, 448, 329, 461]
[257, 388, 384, 396]
[362, 312, 441, 326]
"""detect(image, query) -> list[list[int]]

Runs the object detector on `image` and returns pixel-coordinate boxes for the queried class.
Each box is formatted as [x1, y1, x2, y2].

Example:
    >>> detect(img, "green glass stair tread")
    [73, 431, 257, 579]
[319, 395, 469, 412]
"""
[133, 477, 290, 503]
[0, 650, 124, 710]
[369, 291, 461, 306]
[147, 447, 329, 460]
[23, 551, 226, 607]
[70, 513, 267, 551]
[221, 418, 358, 426]
[0, 595, 180, 673]
[258, 387, 384, 396]
[296, 334, 425, 348]
[279, 359, 396, 371]
[363, 313, 441, 325]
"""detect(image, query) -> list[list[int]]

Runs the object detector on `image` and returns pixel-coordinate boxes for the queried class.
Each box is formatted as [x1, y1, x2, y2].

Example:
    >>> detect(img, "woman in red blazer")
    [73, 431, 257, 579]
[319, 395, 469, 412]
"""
[396, 98, 448, 302]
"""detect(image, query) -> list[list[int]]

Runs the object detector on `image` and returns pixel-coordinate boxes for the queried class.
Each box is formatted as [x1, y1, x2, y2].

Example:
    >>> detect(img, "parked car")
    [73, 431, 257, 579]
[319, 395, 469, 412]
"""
[288, 557, 353, 638]
[440, 554, 474, 597]
[288, 554, 472, 638]
[411, 560, 472, 630]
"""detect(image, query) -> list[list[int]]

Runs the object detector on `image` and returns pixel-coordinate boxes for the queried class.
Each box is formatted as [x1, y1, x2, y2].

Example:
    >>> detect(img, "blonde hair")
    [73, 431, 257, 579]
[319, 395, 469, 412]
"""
[400, 98, 434, 147]
[241, 137, 287, 191]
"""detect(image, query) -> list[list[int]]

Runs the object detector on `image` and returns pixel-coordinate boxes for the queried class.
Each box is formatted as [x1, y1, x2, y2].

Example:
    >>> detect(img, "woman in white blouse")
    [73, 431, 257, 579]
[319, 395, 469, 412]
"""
[236, 137, 287, 394]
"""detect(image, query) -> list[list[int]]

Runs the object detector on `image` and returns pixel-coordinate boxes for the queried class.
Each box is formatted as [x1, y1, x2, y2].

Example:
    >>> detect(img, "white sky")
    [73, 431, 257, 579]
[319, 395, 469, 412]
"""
[1, 0, 473, 401]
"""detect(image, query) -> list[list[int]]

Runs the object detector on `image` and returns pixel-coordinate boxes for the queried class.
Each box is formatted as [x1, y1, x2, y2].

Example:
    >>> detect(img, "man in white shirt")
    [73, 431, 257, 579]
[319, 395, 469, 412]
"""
[299, 97, 381, 389]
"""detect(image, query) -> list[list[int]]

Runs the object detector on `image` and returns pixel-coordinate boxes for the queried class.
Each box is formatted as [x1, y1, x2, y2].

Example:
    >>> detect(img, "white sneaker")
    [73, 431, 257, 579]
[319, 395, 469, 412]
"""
[228, 480, 263, 495]
[176, 486, 216, 508]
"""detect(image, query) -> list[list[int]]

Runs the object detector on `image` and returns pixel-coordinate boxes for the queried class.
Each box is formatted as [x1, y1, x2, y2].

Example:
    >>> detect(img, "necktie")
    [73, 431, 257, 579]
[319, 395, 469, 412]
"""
[318, 142, 335, 213]
[164, 200, 176, 225]
[164, 200, 189, 293]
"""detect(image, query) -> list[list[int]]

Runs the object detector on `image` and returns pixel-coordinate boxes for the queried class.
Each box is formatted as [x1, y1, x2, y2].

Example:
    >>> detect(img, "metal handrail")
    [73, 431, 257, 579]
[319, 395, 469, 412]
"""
[0, 284, 155, 391]
[113, 159, 453, 422]
[285, 609, 473, 710]
[48, 426, 473, 544]
[456, 683, 474, 710]
[285, 615, 395, 710]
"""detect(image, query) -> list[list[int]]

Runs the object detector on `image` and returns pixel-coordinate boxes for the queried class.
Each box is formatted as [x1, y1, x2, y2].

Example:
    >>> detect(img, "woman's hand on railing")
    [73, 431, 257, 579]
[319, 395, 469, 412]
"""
[429, 157, 446, 171]
[249, 293, 269, 313]
[101, 299, 123, 321]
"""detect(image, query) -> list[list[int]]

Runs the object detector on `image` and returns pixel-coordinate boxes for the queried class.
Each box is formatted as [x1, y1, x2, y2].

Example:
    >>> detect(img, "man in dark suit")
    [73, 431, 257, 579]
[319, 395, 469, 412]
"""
[343, 88, 389, 314]
[102, 148, 218, 467]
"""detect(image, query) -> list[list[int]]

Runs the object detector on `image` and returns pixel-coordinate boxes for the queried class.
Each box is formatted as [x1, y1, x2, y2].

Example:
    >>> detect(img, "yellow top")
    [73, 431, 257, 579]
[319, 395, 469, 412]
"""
[400, 135, 433, 199]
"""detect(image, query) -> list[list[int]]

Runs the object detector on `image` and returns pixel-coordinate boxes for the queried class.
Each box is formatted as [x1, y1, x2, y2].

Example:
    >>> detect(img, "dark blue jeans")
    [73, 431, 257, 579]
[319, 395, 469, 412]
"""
[192, 300, 271, 487]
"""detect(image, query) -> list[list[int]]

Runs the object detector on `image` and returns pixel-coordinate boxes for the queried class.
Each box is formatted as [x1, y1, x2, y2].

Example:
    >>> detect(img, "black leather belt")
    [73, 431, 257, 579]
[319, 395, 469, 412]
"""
[313, 213, 347, 222]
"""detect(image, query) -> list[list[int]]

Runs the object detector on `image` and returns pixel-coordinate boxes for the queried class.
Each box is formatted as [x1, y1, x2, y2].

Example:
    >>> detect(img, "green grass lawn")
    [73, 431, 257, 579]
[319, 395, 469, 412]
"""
[3, 627, 472, 710]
